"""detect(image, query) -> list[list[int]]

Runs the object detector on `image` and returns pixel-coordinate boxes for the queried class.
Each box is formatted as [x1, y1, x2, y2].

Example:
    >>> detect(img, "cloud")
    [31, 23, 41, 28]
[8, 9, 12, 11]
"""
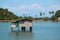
[47, 5, 60, 11]
[2, 4, 60, 14]
[3, 4, 45, 11]
[1, 4, 60, 17]
[29, 4, 45, 10]
[20, 5, 28, 10]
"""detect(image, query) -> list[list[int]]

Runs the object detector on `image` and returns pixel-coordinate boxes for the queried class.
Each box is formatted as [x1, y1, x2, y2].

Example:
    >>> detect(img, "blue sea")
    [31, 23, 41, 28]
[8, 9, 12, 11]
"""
[0, 21, 60, 40]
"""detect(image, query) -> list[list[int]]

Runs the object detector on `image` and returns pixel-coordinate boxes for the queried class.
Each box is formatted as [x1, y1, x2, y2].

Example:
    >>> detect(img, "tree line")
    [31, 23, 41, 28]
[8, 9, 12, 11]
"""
[0, 8, 60, 21]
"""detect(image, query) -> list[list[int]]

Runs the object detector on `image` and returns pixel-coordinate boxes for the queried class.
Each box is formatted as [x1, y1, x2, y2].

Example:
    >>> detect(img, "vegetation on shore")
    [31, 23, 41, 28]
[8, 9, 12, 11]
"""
[50, 10, 60, 20]
[0, 8, 60, 21]
[0, 8, 18, 20]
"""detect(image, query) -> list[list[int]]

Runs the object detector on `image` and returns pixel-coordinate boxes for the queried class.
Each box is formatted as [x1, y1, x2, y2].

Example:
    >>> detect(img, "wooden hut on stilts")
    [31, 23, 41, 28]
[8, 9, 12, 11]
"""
[11, 18, 32, 32]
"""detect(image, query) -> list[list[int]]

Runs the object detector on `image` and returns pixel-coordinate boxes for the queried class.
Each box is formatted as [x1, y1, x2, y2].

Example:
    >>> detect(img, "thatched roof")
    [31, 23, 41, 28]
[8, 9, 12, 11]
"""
[16, 18, 32, 22]
[11, 18, 32, 23]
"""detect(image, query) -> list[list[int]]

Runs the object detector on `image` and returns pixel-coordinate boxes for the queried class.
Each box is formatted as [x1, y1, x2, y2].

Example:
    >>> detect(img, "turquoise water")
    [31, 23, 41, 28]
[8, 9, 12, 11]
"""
[0, 22, 60, 40]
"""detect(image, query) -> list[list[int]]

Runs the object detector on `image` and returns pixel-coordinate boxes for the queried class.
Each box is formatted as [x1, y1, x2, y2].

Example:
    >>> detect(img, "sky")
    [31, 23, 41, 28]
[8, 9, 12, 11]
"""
[0, 0, 60, 17]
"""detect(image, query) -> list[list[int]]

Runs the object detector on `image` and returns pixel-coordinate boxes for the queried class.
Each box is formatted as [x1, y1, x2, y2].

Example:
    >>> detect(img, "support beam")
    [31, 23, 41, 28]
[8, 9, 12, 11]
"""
[21, 27, 26, 31]
[21, 27, 23, 31]
[11, 27, 13, 32]
[30, 27, 32, 32]
[18, 27, 20, 31]
[23, 27, 25, 31]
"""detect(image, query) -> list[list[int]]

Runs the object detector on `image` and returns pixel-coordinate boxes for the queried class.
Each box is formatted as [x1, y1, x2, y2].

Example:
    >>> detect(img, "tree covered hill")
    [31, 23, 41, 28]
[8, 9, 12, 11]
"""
[0, 8, 18, 20]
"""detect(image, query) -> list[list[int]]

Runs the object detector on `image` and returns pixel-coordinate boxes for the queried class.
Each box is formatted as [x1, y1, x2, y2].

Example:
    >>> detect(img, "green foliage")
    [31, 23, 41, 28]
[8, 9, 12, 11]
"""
[40, 12, 42, 16]
[50, 15, 56, 20]
[0, 8, 18, 20]
[55, 10, 60, 17]
[49, 11, 51, 14]
[43, 17, 49, 21]
[52, 11, 54, 14]
[49, 11, 55, 20]
[50, 10, 60, 20]
[24, 16, 33, 19]
[49, 11, 54, 14]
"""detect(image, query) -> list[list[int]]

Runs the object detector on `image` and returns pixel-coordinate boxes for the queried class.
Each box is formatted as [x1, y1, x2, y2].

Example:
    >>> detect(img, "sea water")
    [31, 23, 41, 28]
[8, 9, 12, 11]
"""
[0, 21, 60, 40]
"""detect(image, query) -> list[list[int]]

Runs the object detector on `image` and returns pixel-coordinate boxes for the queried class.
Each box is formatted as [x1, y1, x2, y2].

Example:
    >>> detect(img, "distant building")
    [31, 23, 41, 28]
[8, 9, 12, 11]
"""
[58, 17, 60, 21]
[11, 18, 32, 31]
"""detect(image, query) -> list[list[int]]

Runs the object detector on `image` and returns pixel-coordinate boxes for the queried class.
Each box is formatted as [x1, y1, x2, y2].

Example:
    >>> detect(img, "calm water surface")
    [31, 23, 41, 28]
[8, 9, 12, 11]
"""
[0, 22, 60, 40]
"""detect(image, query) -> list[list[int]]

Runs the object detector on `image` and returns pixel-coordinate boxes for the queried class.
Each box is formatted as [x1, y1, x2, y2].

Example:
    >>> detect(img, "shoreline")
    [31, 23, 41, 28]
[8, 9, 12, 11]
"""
[0, 20, 17, 22]
[0, 20, 58, 22]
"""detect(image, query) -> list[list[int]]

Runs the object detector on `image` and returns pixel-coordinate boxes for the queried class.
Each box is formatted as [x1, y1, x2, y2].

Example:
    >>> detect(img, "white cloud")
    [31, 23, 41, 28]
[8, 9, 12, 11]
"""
[2, 4, 60, 17]
[29, 4, 39, 9]
[19, 5, 28, 10]
[2, 4, 60, 14]
[47, 5, 60, 11]
[3, 4, 45, 11]
[29, 4, 44, 10]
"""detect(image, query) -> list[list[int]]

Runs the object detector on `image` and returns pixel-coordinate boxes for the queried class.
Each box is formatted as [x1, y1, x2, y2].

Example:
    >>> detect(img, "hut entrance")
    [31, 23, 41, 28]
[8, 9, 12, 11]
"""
[16, 22, 19, 27]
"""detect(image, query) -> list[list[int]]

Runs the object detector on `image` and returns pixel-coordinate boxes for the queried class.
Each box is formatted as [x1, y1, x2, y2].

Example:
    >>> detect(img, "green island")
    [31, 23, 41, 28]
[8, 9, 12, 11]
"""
[0, 8, 60, 22]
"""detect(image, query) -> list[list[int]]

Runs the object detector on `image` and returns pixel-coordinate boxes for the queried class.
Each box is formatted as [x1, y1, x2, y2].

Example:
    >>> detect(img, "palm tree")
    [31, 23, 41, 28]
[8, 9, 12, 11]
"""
[40, 12, 45, 21]
[40, 12, 42, 16]
[49, 11, 51, 14]
[40, 12, 43, 21]
[49, 11, 54, 15]
[43, 12, 45, 20]
[52, 11, 54, 14]
[49, 11, 55, 20]
[49, 11, 55, 17]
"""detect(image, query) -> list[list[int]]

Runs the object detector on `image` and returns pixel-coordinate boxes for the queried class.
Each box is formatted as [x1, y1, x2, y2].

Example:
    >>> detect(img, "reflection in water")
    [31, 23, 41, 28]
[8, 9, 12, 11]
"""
[11, 31, 32, 36]
[10, 31, 33, 40]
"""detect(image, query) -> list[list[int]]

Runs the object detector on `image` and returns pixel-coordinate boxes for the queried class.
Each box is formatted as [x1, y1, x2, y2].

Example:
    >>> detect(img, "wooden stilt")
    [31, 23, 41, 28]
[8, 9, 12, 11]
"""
[21, 27, 25, 31]
[30, 27, 32, 32]
[11, 27, 13, 32]
[18, 27, 20, 31]
[21, 27, 23, 31]
[23, 27, 25, 31]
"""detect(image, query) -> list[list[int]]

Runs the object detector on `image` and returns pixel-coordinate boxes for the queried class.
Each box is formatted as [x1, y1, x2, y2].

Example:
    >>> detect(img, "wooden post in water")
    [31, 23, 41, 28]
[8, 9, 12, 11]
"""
[11, 22, 16, 32]
[21, 27, 23, 31]
[24, 27, 25, 31]
[21, 27, 26, 31]
[30, 27, 32, 32]
[18, 27, 20, 31]
[11, 27, 13, 32]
